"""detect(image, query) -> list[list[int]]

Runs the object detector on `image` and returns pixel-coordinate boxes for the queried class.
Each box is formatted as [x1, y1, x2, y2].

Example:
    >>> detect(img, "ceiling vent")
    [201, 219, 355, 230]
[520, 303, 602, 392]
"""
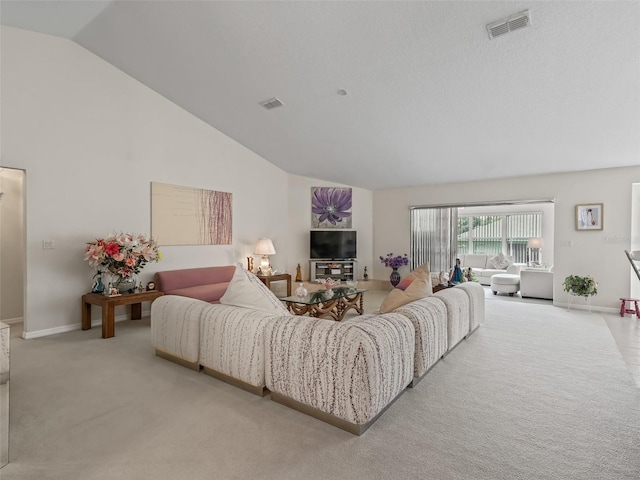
[260, 97, 285, 109]
[487, 10, 532, 39]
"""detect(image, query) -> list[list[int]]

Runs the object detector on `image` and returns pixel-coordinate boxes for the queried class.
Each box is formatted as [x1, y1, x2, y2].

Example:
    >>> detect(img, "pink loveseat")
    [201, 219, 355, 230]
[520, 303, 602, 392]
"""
[153, 265, 236, 303]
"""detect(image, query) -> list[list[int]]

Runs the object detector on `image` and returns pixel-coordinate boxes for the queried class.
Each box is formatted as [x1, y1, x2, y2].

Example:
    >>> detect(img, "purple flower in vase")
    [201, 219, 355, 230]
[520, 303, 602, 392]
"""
[380, 253, 409, 269]
[311, 187, 352, 226]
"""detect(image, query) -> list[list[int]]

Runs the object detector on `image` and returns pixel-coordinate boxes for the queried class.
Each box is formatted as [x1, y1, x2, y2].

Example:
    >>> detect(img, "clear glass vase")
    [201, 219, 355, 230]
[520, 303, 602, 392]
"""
[295, 283, 308, 298]
[115, 276, 137, 294]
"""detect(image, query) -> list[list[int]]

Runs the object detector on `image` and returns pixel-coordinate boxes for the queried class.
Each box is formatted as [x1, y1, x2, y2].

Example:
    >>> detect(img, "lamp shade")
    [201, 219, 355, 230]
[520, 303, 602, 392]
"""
[253, 238, 276, 256]
[527, 237, 544, 249]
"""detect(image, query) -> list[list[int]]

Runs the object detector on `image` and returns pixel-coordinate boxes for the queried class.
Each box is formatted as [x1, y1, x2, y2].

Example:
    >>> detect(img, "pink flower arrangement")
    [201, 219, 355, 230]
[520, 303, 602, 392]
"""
[84, 233, 161, 278]
[317, 277, 340, 290]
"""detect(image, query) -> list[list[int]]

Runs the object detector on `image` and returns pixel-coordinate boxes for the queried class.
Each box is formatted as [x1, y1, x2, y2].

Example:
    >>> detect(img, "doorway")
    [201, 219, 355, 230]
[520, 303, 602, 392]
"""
[0, 167, 25, 326]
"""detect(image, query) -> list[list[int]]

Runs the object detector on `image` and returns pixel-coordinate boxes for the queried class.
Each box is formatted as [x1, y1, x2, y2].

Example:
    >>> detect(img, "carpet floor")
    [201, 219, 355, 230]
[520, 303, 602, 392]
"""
[3, 292, 640, 479]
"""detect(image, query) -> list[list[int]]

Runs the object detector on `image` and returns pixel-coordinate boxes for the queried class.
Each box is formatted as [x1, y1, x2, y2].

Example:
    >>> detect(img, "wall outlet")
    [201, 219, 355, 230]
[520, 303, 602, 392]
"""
[42, 240, 55, 250]
[560, 240, 573, 247]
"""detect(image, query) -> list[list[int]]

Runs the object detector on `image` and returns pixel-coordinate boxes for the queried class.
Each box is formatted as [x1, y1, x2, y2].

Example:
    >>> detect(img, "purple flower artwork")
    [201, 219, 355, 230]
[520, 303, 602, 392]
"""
[311, 187, 352, 229]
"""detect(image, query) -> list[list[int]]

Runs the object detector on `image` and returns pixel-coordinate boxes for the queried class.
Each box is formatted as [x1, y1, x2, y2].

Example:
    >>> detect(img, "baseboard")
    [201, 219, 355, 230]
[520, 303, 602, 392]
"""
[467, 324, 480, 337]
[0, 317, 23, 325]
[409, 356, 443, 388]
[22, 308, 151, 339]
[155, 350, 201, 371]
[553, 302, 618, 314]
[270, 385, 408, 436]
[202, 367, 269, 397]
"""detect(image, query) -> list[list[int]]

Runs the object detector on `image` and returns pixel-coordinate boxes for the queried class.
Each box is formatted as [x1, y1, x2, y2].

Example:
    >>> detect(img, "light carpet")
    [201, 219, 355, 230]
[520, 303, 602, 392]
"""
[3, 295, 640, 479]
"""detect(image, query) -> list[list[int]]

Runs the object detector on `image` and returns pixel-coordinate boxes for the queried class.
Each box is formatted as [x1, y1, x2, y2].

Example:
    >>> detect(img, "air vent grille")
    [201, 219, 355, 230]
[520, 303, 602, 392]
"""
[487, 10, 532, 39]
[260, 97, 285, 109]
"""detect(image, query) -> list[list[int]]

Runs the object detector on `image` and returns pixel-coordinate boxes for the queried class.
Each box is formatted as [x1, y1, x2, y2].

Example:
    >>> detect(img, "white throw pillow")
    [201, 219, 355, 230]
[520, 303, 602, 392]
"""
[220, 264, 292, 315]
[489, 252, 513, 270]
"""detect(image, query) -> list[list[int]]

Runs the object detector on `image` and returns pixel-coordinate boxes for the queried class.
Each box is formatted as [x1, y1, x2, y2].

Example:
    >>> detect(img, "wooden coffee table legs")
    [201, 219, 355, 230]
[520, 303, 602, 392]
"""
[286, 291, 364, 321]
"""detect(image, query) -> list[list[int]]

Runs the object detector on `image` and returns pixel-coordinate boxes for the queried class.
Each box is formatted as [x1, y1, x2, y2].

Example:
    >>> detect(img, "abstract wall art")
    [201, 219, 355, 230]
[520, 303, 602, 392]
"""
[311, 187, 352, 229]
[151, 182, 232, 245]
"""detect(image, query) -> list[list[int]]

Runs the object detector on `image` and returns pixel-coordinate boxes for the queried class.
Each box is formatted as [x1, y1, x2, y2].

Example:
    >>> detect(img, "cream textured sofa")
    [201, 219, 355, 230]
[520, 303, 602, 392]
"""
[150, 276, 485, 435]
[265, 313, 415, 434]
[393, 297, 448, 385]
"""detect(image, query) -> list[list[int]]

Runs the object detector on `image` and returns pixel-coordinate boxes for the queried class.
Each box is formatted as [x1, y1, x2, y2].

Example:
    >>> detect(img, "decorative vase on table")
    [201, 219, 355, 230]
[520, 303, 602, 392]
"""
[84, 232, 162, 295]
[91, 272, 105, 294]
[390, 268, 401, 288]
[379, 253, 409, 288]
[295, 283, 308, 298]
[115, 276, 137, 294]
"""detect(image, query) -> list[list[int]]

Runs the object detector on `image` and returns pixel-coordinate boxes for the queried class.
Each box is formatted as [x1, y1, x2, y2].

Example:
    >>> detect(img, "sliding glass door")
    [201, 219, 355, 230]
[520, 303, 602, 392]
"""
[410, 203, 545, 270]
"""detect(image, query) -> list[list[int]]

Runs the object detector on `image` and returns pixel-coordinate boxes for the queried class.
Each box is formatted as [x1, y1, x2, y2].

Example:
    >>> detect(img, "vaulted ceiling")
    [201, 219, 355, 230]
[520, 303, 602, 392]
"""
[2, 1, 639, 189]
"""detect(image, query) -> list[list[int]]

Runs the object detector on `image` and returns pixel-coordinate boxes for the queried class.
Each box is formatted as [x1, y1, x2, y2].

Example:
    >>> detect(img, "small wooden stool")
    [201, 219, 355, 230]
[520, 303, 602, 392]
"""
[619, 298, 640, 318]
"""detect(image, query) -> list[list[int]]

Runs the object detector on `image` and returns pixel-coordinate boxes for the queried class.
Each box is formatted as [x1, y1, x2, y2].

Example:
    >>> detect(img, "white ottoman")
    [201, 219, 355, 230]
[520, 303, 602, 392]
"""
[491, 274, 520, 297]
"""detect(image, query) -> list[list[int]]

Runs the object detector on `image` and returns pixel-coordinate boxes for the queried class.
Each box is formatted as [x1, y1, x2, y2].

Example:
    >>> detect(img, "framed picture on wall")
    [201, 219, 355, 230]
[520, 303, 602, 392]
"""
[311, 187, 352, 229]
[575, 203, 603, 230]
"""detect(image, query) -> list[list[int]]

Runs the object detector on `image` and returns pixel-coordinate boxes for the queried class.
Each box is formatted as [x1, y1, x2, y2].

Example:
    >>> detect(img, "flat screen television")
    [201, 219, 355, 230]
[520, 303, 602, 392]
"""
[310, 231, 357, 260]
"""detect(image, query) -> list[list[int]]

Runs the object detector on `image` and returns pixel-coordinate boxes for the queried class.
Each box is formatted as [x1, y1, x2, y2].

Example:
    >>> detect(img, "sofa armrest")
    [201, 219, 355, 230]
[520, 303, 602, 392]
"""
[199, 304, 283, 389]
[154, 265, 236, 292]
[394, 297, 448, 381]
[433, 287, 470, 350]
[507, 264, 523, 274]
[455, 282, 485, 332]
[151, 295, 213, 365]
[265, 314, 414, 429]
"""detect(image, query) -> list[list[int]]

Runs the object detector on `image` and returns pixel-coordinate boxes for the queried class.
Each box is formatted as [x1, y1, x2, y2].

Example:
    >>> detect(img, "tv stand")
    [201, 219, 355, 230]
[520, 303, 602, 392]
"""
[310, 260, 357, 282]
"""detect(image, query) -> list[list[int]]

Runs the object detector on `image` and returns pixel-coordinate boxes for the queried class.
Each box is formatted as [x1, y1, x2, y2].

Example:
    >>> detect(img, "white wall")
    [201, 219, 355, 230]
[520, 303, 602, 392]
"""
[631, 183, 640, 299]
[287, 175, 373, 281]
[374, 167, 640, 310]
[0, 168, 25, 322]
[1, 26, 295, 336]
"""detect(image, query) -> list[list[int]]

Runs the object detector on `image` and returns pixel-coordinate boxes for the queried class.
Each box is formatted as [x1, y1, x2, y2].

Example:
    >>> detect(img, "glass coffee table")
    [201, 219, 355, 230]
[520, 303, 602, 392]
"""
[281, 286, 368, 322]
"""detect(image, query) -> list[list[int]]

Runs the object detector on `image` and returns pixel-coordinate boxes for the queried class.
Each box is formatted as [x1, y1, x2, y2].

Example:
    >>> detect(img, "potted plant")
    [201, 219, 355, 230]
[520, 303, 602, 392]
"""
[563, 275, 598, 297]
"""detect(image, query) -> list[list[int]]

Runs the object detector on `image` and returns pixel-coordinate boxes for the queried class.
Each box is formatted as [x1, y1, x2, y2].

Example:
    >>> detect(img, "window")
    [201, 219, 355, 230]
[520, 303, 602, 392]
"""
[411, 201, 549, 272]
[457, 213, 541, 263]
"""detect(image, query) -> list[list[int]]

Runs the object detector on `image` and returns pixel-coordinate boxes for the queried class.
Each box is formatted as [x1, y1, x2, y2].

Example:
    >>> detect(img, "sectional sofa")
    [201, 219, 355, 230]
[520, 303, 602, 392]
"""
[153, 265, 236, 303]
[150, 265, 484, 435]
[458, 253, 523, 285]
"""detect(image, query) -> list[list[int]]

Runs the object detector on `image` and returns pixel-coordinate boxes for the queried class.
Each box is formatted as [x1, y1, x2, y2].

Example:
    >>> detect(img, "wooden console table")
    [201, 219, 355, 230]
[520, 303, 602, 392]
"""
[256, 273, 291, 296]
[82, 290, 164, 339]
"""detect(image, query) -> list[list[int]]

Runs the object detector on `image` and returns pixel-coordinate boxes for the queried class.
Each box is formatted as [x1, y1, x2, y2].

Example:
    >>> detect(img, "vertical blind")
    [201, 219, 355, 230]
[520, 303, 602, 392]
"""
[505, 214, 542, 262]
[457, 213, 542, 263]
[410, 207, 458, 272]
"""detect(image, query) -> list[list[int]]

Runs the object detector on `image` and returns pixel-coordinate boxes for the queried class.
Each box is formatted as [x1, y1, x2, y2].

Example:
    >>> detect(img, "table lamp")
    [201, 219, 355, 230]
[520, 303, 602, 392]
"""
[527, 237, 544, 265]
[254, 238, 276, 274]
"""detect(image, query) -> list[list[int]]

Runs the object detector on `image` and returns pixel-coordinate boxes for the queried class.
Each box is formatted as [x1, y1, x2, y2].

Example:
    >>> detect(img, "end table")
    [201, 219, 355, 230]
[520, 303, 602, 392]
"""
[82, 290, 164, 339]
[256, 273, 292, 297]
